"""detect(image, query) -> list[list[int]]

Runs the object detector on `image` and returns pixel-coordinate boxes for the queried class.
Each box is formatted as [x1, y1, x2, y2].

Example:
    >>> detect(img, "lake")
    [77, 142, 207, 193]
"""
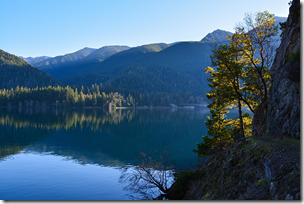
[0, 107, 216, 200]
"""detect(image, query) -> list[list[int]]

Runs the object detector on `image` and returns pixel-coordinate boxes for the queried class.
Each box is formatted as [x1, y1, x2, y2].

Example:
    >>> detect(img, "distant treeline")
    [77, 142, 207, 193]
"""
[0, 83, 204, 108]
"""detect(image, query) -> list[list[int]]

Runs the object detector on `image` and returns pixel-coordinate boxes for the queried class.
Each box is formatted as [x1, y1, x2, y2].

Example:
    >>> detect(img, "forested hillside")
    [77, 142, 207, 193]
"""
[59, 43, 170, 81]
[32, 47, 97, 71]
[0, 83, 201, 108]
[103, 41, 222, 76]
[108, 64, 204, 95]
[0, 50, 61, 89]
[62, 30, 233, 101]
[45, 45, 131, 80]
[11, 25, 284, 105]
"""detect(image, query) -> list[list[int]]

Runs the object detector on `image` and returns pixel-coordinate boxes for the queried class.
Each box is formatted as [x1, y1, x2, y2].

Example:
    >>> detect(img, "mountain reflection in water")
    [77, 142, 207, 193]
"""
[0, 107, 210, 169]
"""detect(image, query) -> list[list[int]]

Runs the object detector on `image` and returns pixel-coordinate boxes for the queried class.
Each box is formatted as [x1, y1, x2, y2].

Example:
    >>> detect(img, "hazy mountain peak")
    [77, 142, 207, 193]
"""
[73, 45, 130, 63]
[19, 56, 51, 64]
[70, 47, 97, 56]
[32, 47, 97, 68]
[201, 29, 233, 43]
[82, 47, 97, 52]
[275, 16, 287, 24]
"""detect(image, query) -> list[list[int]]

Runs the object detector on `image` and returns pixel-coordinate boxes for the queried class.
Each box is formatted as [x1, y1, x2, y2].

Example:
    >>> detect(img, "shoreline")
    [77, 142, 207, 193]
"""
[0, 104, 209, 110]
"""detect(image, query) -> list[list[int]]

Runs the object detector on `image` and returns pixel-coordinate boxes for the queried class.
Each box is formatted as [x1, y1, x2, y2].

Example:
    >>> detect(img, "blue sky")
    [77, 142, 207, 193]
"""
[0, 0, 289, 57]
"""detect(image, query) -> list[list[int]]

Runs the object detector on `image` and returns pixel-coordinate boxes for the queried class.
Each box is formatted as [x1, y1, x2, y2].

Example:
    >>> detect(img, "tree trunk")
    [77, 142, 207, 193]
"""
[238, 99, 245, 138]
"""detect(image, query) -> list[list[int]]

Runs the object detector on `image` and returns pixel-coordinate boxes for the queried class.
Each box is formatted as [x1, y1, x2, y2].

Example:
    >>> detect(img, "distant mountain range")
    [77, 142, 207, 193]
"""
[43, 30, 231, 99]
[0, 50, 61, 89]
[59, 30, 233, 97]
[14, 16, 285, 99]
[20, 56, 51, 64]
[32, 47, 97, 71]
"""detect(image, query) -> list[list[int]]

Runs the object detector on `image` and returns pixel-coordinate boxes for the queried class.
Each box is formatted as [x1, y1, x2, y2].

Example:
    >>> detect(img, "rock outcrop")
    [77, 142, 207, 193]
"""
[252, 0, 300, 139]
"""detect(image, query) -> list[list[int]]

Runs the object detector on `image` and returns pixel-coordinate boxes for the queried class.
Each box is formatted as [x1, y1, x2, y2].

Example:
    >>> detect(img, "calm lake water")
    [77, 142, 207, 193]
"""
[0, 107, 216, 200]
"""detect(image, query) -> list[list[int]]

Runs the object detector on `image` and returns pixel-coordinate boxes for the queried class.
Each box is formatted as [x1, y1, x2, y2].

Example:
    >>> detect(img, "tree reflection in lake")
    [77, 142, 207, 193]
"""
[119, 140, 177, 200]
[0, 107, 209, 169]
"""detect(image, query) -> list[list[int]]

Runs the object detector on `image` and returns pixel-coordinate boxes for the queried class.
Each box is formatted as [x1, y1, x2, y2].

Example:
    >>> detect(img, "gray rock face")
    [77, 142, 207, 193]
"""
[252, 0, 300, 139]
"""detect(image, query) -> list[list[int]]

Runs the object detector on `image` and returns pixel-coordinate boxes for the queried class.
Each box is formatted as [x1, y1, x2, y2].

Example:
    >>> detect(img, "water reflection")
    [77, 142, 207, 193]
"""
[0, 108, 136, 131]
[0, 107, 210, 168]
[0, 107, 252, 200]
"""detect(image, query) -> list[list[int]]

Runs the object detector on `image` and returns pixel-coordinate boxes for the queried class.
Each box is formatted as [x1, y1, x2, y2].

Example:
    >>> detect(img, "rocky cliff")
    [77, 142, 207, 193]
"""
[253, 0, 300, 139]
[168, 0, 300, 200]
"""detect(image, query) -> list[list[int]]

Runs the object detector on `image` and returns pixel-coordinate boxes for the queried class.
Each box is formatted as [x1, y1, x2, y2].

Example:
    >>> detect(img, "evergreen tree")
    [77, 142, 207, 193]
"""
[206, 40, 253, 138]
[193, 101, 233, 157]
[92, 92, 97, 106]
[79, 91, 86, 107]
[73, 88, 79, 106]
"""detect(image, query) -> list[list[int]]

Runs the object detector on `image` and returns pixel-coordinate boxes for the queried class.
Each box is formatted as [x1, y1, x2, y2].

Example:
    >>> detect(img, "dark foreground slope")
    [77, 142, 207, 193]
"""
[0, 50, 61, 89]
[169, 137, 300, 200]
[168, 0, 300, 200]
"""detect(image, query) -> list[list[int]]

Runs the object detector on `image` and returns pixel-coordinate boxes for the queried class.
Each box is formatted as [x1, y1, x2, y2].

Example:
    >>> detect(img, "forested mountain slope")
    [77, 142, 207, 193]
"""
[108, 64, 204, 95]
[60, 43, 169, 81]
[85, 30, 233, 77]
[32, 47, 97, 71]
[103, 41, 221, 77]
[46, 45, 130, 80]
[63, 30, 233, 99]
[0, 50, 61, 89]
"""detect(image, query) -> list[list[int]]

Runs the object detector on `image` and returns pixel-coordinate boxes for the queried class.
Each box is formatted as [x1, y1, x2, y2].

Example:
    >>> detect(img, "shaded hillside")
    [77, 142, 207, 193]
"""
[33, 47, 97, 71]
[70, 43, 169, 78]
[48, 45, 130, 80]
[0, 49, 61, 89]
[60, 43, 170, 81]
[108, 65, 204, 95]
[57, 43, 168, 81]
[63, 73, 109, 88]
[63, 30, 233, 98]
[80, 45, 130, 63]
[63, 42, 217, 90]
[104, 41, 220, 78]
[92, 30, 233, 78]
